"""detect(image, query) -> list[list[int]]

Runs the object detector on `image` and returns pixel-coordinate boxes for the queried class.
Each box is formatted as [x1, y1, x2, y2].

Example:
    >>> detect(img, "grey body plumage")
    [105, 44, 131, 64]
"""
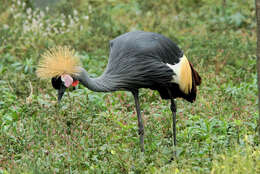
[103, 31, 181, 90]
[76, 31, 199, 100]
[56, 31, 201, 155]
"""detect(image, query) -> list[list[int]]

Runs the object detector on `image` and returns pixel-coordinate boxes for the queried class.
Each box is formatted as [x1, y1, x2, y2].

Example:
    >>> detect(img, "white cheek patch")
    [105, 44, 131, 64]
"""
[61, 74, 73, 87]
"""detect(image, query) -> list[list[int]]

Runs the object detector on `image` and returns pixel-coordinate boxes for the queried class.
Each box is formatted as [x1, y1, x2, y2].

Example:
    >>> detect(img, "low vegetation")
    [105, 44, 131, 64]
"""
[0, 0, 258, 173]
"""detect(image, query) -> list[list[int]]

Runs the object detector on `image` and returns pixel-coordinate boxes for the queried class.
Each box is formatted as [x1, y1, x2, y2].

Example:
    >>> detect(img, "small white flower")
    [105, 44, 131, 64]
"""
[40, 11, 45, 18]
[13, 13, 21, 19]
[3, 24, 9, 29]
[27, 14, 32, 20]
[69, 20, 75, 27]
[10, 7, 14, 13]
[32, 18, 36, 24]
[23, 25, 30, 33]
[46, 27, 51, 32]
[73, 10, 78, 16]
[26, 8, 32, 14]
[54, 28, 58, 34]
[83, 16, 89, 20]
[173, 15, 179, 20]
[88, 5, 92, 12]
[80, 25, 83, 31]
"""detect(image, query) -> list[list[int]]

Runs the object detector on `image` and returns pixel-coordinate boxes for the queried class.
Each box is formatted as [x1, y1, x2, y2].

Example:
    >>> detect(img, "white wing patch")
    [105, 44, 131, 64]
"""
[166, 55, 192, 94]
[166, 62, 181, 84]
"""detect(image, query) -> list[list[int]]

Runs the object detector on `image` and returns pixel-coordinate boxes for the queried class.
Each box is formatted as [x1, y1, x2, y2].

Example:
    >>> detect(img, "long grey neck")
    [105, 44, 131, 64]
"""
[76, 67, 116, 92]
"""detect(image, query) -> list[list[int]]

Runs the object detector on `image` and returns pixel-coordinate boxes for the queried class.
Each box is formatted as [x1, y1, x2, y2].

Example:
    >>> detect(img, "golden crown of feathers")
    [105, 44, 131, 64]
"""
[36, 46, 81, 79]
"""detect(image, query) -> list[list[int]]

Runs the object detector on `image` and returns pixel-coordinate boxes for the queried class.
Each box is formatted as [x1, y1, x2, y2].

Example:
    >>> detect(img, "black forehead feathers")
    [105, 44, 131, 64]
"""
[51, 76, 63, 89]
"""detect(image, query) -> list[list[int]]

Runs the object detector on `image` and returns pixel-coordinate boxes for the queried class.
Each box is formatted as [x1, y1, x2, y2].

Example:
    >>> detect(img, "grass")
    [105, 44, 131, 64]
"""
[0, 0, 259, 173]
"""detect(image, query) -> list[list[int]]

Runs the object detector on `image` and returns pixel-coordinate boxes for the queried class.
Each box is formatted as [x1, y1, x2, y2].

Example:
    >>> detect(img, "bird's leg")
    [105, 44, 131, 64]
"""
[167, 88, 177, 159]
[132, 90, 144, 152]
[170, 98, 177, 154]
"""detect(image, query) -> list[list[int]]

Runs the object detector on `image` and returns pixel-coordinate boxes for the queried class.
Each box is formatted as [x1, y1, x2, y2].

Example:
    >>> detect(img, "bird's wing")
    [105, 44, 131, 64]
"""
[101, 31, 185, 90]
[108, 31, 183, 67]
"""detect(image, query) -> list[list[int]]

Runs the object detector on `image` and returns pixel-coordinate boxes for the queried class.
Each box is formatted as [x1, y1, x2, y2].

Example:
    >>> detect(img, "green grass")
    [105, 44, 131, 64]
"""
[0, 0, 259, 173]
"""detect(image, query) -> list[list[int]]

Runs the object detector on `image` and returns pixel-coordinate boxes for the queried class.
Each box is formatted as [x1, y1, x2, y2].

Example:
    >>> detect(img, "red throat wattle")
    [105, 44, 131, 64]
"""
[72, 80, 79, 87]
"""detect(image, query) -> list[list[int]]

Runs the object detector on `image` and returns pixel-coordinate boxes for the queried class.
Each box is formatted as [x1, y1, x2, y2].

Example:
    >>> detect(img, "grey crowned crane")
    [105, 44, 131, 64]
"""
[37, 31, 201, 153]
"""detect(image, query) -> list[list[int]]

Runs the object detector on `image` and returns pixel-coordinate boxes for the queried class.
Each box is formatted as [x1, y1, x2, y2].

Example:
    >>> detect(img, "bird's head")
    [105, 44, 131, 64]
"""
[51, 74, 79, 102]
[36, 46, 81, 102]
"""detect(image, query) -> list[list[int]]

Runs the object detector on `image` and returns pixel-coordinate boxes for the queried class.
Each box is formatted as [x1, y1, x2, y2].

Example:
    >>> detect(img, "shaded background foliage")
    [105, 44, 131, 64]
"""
[0, 0, 259, 173]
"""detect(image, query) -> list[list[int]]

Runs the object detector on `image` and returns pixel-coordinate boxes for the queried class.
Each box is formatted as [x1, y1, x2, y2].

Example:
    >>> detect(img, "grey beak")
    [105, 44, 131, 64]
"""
[58, 85, 66, 102]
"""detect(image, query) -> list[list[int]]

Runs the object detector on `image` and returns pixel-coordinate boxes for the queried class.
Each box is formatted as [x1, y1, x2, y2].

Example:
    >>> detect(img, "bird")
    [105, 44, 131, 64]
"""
[37, 31, 201, 154]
